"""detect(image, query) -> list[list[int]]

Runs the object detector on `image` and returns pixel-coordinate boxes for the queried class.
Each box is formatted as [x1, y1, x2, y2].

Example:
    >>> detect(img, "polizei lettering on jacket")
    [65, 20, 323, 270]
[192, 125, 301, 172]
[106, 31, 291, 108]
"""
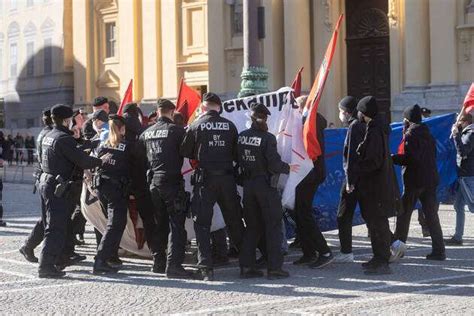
[143, 129, 169, 139]
[238, 135, 262, 147]
[200, 122, 230, 131]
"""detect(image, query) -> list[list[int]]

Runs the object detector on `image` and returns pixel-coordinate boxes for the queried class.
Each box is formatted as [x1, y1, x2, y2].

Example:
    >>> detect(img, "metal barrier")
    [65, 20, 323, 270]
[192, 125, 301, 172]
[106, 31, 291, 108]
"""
[2, 165, 35, 184]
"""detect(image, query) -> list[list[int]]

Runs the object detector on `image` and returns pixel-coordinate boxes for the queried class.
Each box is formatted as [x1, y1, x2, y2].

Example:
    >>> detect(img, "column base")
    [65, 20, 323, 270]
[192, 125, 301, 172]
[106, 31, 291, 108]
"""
[238, 66, 269, 97]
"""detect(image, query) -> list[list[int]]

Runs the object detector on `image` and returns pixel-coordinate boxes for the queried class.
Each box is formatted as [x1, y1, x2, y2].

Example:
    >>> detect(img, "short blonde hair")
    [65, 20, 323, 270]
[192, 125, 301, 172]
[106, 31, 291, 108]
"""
[296, 95, 309, 111]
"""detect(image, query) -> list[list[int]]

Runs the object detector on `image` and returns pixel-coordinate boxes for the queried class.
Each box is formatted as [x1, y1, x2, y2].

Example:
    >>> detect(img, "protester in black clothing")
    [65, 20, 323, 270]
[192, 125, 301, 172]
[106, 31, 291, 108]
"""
[390, 104, 445, 262]
[355, 96, 400, 275]
[335, 96, 366, 263]
[238, 103, 297, 280]
[292, 96, 334, 269]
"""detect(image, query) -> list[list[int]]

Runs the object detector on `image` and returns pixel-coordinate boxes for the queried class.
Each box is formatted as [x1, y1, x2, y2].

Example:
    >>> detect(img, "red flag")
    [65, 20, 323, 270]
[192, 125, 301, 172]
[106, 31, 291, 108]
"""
[291, 67, 304, 98]
[176, 78, 201, 124]
[463, 83, 474, 114]
[303, 14, 343, 161]
[398, 137, 405, 155]
[117, 79, 133, 116]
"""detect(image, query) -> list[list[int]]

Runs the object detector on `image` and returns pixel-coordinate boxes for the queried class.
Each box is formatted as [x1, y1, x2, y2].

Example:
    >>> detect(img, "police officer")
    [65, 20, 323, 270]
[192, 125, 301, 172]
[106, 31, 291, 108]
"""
[238, 103, 296, 279]
[93, 115, 132, 274]
[83, 97, 110, 140]
[39, 104, 103, 278]
[139, 99, 191, 278]
[19, 108, 52, 263]
[180, 92, 244, 281]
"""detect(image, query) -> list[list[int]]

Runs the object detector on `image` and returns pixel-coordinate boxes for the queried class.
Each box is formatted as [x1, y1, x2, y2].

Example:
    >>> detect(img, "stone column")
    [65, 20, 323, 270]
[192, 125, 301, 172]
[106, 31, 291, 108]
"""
[283, 0, 311, 90]
[404, 0, 430, 87]
[429, 0, 457, 85]
[239, 0, 268, 97]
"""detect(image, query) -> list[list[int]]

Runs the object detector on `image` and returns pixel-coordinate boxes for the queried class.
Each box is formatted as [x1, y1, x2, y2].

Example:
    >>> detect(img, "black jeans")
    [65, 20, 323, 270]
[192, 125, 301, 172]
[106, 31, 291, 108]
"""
[393, 186, 445, 254]
[96, 182, 128, 261]
[150, 182, 187, 267]
[191, 174, 243, 268]
[337, 180, 359, 254]
[294, 173, 330, 257]
[239, 178, 284, 270]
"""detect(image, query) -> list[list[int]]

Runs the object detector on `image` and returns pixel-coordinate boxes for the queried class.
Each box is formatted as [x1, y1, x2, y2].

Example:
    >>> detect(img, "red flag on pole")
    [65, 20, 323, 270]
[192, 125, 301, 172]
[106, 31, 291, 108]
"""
[117, 79, 133, 116]
[291, 67, 304, 98]
[176, 78, 201, 124]
[303, 14, 343, 161]
[463, 83, 474, 114]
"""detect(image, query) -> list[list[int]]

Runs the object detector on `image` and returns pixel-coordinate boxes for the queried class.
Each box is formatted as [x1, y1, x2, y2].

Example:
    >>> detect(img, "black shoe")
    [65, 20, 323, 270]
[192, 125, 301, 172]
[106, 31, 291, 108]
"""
[212, 255, 230, 267]
[361, 258, 378, 270]
[74, 236, 85, 246]
[166, 265, 193, 279]
[227, 247, 239, 258]
[240, 267, 264, 279]
[196, 268, 214, 281]
[70, 253, 87, 264]
[426, 252, 446, 261]
[444, 237, 463, 246]
[255, 256, 267, 269]
[309, 253, 335, 269]
[19, 245, 38, 263]
[0, 220, 6, 227]
[38, 266, 66, 279]
[267, 269, 290, 280]
[107, 257, 123, 269]
[152, 256, 166, 274]
[93, 259, 119, 275]
[422, 227, 431, 238]
[364, 262, 392, 275]
[289, 239, 301, 249]
[293, 255, 316, 265]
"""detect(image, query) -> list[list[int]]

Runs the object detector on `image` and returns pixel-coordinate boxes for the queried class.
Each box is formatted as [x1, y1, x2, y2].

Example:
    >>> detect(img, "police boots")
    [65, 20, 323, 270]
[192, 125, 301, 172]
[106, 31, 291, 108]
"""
[19, 245, 38, 263]
[166, 265, 193, 279]
[240, 266, 264, 279]
[267, 269, 290, 280]
[38, 266, 66, 279]
[93, 259, 119, 275]
[151, 255, 166, 274]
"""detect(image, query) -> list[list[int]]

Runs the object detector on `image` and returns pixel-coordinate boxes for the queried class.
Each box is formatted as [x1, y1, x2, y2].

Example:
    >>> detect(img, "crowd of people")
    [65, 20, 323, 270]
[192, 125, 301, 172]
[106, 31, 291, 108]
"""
[0, 132, 37, 166]
[11, 93, 473, 280]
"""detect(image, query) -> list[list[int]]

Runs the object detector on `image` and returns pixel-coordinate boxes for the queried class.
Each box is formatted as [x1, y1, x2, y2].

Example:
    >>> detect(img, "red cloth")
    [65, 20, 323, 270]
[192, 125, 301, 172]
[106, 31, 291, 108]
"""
[463, 83, 474, 114]
[303, 15, 343, 161]
[291, 67, 304, 98]
[117, 80, 133, 116]
[398, 137, 405, 155]
[176, 79, 201, 124]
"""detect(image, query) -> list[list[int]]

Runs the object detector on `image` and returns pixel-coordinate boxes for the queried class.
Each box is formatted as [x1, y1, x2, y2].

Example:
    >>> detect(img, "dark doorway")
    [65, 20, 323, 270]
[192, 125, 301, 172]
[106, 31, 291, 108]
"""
[346, 0, 391, 120]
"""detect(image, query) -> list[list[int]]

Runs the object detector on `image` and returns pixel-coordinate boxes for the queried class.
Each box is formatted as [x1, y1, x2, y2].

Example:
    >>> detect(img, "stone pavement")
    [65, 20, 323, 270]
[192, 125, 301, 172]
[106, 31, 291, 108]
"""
[0, 183, 473, 314]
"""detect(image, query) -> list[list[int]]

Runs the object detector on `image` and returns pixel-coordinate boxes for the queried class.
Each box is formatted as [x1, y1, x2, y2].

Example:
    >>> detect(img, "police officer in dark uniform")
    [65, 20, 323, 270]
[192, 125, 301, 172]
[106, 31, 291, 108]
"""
[238, 103, 295, 279]
[180, 92, 244, 281]
[83, 97, 110, 140]
[19, 108, 53, 263]
[39, 105, 103, 278]
[139, 99, 191, 279]
[93, 115, 132, 274]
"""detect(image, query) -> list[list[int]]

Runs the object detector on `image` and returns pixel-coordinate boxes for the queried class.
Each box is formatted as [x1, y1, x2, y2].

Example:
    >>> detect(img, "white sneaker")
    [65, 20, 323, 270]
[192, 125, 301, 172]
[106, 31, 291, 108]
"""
[334, 252, 354, 263]
[389, 240, 407, 263]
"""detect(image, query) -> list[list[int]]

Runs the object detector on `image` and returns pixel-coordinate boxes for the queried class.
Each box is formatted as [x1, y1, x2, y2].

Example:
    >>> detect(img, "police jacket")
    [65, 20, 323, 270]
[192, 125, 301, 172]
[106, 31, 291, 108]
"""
[237, 124, 289, 179]
[139, 116, 185, 180]
[180, 110, 238, 171]
[41, 125, 102, 179]
[36, 125, 52, 168]
[454, 123, 474, 177]
[95, 140, 131, 181]
[392, 123, 439, 189]
[343, 117, 366, 186]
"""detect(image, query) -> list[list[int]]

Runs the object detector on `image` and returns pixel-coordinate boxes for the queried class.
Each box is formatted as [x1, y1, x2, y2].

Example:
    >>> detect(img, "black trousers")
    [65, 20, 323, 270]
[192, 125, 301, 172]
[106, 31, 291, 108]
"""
[239, 178, 283, 270]
[393, 186, 445, 254]
[96, 182, 128, 261]
[150, 182, 187, 267]
[359, 196, 391, 263]
[191, 174, 243, 268]
[294, 172, 330, 257]
[72, 206, 87, 236]
[39, 176, 74, 268]
[25, 219, 45, 250]
[211, 228, 228, 258]
[337, 180, 359, 254]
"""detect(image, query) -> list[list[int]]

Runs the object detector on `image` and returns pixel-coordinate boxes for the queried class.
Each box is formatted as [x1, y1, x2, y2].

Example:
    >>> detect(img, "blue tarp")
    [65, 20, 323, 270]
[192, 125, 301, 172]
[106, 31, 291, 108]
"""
[285, 113, 458, 234]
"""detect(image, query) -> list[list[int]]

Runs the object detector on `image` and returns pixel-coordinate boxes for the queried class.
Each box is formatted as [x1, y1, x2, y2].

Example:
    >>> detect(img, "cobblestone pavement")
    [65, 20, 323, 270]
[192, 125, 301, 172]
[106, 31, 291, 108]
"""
[0, 184, 473, 314]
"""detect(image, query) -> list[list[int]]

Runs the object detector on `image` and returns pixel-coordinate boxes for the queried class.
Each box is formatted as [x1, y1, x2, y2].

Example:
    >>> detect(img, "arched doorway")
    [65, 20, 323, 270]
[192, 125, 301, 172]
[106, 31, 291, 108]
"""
[346, 0, 391, 120]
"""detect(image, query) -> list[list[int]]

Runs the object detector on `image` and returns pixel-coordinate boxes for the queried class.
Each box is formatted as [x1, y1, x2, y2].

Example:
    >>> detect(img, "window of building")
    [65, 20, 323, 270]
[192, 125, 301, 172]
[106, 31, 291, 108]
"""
[27, 0, 34, 7]
[9, 43, 17, 77]
[44, 38, 52, 74]
[105, 22, 116, 58]
[26, 42, 34, 76]
[231, 0, 243, 36]
[9, 0, 17, 12]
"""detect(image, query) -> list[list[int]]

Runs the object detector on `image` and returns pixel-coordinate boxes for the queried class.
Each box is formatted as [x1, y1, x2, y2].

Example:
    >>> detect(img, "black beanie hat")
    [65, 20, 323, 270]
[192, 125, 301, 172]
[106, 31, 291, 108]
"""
[338, 96, 357, 113]
[356, 96, 378, 119]
[51, 104, 73, 119]
[203, 92, 222, 106]
[157, 99, 176, 110]
[403, 104, 422, 123]
[93, 96, 108, 107]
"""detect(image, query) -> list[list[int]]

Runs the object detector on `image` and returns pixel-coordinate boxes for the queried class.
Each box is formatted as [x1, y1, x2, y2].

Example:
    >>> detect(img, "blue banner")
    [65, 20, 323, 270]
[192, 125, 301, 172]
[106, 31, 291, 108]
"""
[285, 113, 458, 234]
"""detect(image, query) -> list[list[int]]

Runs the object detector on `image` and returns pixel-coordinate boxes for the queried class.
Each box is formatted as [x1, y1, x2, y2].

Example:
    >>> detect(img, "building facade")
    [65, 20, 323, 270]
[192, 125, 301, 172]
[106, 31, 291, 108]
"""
[0, 0, 74, 129]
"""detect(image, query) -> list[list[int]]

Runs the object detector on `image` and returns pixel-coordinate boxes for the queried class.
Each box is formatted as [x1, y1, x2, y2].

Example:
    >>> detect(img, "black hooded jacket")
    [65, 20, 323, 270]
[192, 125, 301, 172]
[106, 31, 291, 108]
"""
[392, 123, 439, 189]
